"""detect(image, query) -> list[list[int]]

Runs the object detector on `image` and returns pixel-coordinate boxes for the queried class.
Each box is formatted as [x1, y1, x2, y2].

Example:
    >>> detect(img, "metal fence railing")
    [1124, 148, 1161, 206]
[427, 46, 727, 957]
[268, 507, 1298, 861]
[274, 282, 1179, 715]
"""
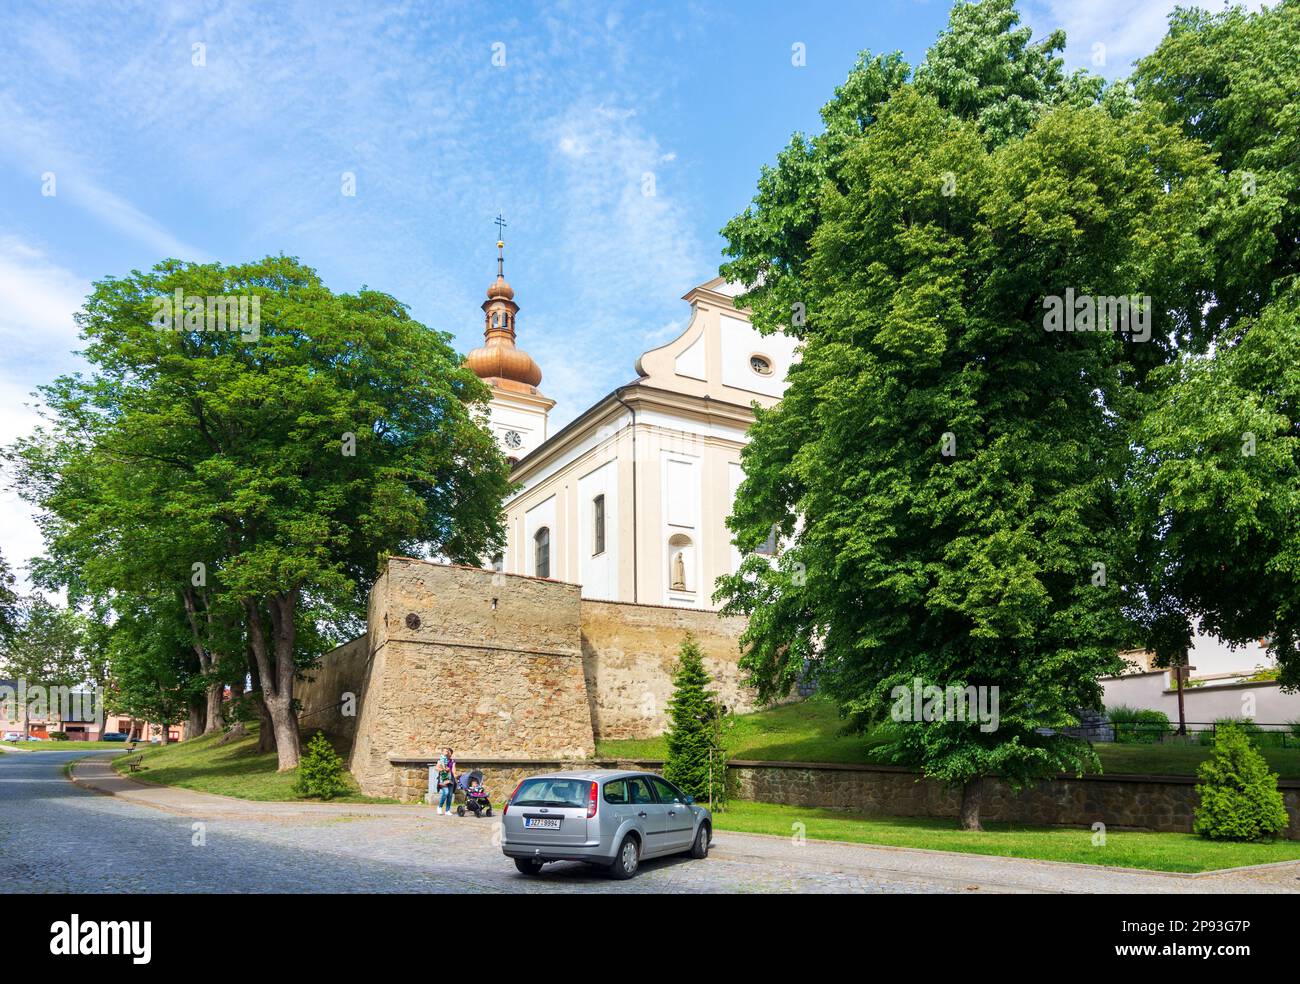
[1072, 719, 1300, 747]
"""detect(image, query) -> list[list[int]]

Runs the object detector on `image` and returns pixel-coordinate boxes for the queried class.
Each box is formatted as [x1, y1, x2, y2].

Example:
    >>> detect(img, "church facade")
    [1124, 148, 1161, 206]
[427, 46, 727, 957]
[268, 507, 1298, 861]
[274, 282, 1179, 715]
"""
[466, 245, 798, 609]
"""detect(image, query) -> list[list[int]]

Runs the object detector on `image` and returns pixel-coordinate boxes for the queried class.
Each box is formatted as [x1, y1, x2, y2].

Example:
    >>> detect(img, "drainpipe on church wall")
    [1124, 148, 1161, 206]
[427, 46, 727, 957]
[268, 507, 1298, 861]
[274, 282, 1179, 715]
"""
[615, 390, 638, 604]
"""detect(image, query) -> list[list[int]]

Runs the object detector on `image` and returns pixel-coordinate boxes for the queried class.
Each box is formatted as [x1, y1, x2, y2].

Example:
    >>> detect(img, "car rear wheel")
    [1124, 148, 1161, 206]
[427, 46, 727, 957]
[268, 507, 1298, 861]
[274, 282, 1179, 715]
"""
[514, 858, 544, 876]
[608, 835, 640, 879]
[690, 823, 710, 859]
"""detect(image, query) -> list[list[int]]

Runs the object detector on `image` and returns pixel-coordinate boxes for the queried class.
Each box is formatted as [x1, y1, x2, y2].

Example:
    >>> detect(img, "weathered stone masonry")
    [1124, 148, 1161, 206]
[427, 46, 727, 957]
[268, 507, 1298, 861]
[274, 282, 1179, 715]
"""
[296, 557, 752, 798]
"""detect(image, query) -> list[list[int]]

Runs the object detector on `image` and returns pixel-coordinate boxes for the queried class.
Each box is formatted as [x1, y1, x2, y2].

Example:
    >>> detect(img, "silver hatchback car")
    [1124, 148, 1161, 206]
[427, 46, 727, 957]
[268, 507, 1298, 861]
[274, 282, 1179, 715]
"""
[500, 770, 712, 879]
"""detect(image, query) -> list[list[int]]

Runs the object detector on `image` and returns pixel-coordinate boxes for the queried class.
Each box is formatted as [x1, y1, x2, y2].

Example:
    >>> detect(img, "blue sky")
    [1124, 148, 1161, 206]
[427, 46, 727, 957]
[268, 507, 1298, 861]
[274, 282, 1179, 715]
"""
[0, 0, 1231, 588]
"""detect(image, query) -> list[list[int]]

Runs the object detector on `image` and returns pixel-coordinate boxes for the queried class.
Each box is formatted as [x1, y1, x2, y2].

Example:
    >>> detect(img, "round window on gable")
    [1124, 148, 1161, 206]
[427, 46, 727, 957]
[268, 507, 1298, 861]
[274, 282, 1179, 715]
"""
[750, 354, 773, 376]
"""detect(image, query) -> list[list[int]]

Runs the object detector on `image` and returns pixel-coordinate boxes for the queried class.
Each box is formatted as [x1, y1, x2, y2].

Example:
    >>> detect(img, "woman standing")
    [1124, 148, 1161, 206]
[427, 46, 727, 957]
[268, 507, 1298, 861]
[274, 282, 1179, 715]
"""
[434, 747, 457, 815]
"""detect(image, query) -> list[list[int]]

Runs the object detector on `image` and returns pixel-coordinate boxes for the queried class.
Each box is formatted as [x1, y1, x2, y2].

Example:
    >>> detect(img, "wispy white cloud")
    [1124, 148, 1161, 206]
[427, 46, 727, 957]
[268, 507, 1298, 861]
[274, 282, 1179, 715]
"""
[0, 1, 718, 438]
[0, 95, 210, 261]
[0, 238, 89, 591]
[1024, 0, 1267, 77]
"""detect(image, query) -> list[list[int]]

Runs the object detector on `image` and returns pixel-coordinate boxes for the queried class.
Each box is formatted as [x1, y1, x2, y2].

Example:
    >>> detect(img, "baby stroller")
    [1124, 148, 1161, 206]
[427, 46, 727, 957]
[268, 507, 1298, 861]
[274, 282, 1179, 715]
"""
[456, 770, 492, 817]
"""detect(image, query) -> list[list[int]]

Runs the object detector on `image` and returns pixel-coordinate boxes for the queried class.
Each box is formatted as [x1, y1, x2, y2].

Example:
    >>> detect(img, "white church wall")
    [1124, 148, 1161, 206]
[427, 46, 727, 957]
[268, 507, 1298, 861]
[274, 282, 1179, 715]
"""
[719, 313, 799, 399]
[661, 448, 702, 607]
[489, 397, 547, 460]
[674, 333, 707, 380]
[524, 494, 557, 579]
[728, 461, 744, 575]
[578, 460, 619, 601]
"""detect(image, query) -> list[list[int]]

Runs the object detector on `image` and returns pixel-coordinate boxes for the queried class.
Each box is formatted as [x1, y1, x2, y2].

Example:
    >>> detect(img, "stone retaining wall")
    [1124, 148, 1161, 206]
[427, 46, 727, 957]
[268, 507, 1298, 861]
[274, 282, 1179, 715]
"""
[579, 600, 754, 740]
[388, 756, 1300, 838]
[296, 634, 369, 742]
[728, 761, 1300, 839]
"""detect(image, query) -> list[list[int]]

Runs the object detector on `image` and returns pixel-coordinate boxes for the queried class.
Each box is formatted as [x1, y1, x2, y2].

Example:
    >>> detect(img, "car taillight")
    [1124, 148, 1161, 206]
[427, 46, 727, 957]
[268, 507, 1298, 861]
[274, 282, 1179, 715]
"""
[587, 781, 598, 819]
[502, 780, 523, 817]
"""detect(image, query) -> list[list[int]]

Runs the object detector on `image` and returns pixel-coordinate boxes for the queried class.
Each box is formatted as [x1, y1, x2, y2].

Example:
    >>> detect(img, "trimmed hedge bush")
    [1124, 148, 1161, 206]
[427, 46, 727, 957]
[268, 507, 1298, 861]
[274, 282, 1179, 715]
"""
[1193, 722, 1289, 841]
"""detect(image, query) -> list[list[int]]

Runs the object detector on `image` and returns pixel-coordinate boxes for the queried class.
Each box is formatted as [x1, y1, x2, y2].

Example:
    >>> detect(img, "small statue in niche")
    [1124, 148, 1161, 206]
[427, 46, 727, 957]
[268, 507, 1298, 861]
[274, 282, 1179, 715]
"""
[671, 550, 687, 591]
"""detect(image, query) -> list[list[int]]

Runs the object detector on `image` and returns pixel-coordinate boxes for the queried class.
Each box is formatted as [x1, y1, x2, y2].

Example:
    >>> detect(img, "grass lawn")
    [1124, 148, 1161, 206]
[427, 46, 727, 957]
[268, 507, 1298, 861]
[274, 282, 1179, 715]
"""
[713, 800, 1300, 873]
[596, 696, 1300, 779]
[110, 725, 397, 804]
[4, 740, 124, 751]
[598, 696, 891, 764]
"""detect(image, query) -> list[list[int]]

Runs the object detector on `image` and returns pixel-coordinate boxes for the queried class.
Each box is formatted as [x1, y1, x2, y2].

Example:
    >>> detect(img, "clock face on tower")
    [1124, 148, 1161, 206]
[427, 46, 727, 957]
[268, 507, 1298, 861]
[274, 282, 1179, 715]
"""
[503, 430, 523, 450]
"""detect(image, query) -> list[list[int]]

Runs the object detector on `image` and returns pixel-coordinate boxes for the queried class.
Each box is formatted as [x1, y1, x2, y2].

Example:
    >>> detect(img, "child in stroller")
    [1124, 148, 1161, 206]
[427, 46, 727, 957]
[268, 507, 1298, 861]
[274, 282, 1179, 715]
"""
[456, 770, 492, 817]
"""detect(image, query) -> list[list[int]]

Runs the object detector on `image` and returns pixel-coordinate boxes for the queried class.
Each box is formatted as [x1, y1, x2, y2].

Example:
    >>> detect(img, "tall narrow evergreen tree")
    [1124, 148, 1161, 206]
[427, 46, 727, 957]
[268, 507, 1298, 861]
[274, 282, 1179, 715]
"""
[663, 633, 727, 806]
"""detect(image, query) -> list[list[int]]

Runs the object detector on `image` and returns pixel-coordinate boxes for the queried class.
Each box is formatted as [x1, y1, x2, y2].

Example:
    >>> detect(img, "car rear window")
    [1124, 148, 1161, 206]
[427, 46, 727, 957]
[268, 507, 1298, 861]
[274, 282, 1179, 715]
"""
[512, 778, 592, 808]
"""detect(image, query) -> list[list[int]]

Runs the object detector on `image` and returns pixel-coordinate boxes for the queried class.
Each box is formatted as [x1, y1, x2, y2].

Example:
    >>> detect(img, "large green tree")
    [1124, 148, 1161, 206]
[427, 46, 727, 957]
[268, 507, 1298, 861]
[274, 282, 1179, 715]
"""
[715, 1, 1219, 828]
[1127, 1, 1300, 687]
[1135, 286, 1300, 688]
[9, 255, 512, 768]
[720, 0, 1101, 345]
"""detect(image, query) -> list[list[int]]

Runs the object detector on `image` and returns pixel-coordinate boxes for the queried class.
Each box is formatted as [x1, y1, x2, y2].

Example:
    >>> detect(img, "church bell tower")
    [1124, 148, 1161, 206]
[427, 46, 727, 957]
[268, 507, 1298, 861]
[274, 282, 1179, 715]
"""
[465, 225, 554, 463]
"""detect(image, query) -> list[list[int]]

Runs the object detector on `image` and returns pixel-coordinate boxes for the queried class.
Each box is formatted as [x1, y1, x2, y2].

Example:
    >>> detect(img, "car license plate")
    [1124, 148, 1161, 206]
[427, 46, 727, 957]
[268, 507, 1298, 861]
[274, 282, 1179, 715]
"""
[524, 817, 561, 829]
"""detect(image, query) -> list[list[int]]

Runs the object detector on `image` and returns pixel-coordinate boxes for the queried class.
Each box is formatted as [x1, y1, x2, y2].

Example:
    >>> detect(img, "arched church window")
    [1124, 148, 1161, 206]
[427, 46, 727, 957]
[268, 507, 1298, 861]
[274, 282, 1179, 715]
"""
[593, 495, 606, 556]
[491, 552, 503, 573]
[534, 527, 550, 579]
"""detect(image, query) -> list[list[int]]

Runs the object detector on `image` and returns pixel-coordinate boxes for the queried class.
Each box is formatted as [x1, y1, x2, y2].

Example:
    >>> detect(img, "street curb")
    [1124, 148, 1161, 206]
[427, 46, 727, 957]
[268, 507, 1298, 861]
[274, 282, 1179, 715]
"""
[709, 826, 1300, 880]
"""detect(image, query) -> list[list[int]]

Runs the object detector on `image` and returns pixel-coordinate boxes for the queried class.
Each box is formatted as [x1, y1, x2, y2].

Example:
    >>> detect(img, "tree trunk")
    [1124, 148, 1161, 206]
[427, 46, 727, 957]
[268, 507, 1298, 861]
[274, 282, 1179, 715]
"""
[246, 656, 275, 753]
[245, 594, 301, 770]
[265, 693, 300, 769]
[256, 693, 276, 753]
[959, 777, 985, 831]
[204, 680, 225, 734]
[184, 698, 204, 741]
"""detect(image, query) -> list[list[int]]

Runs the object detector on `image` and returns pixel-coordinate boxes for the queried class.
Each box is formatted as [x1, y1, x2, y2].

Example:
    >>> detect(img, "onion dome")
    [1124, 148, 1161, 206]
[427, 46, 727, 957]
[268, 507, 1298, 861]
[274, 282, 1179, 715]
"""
[466, 239, 543, 390]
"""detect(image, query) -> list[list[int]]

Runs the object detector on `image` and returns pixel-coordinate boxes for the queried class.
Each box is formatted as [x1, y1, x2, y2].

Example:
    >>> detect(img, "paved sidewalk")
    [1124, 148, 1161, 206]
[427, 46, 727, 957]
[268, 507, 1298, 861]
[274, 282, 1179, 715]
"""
[65, 755, 1300, 893]
[69, 756, 426, 819]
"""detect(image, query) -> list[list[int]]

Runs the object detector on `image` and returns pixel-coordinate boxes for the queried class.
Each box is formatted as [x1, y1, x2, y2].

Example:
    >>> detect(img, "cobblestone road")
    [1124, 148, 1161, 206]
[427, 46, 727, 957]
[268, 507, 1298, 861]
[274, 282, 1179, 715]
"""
[3, 751, 1298, 894]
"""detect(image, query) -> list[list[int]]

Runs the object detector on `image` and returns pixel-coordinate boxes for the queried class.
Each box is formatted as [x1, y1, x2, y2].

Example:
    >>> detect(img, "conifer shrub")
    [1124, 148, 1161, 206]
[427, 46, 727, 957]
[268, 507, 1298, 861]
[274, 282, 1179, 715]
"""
[1193, 722, 1289, 841]
[663, 633, 730, 807]
[293, 731, 349, 801]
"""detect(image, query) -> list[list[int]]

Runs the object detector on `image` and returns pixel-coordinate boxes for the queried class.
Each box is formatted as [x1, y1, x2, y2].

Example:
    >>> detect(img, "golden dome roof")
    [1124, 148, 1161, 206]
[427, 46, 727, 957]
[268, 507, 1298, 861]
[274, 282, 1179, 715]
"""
[466, 339, 542, 387]
[486, 275, 514, 301]
[465, 237, 543, 389]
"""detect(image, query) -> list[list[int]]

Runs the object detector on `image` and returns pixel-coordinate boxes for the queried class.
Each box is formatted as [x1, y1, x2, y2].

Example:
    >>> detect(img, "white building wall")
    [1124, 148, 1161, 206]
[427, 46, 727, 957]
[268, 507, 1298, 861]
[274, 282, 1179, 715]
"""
[577, 460, 619, 600]
[719, 313, 799, 399]
[1101, 671, 1300, 727]
[661, 448, 702, 607]
[524, 495, 557, 578]
[488, 398, 548, 460]
[728, 461, 744, 575]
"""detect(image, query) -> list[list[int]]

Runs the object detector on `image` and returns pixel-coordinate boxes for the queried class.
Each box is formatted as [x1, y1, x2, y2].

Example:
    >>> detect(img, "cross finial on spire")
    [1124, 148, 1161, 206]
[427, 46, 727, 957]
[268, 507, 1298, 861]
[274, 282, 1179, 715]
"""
[494, 212, 507, 276]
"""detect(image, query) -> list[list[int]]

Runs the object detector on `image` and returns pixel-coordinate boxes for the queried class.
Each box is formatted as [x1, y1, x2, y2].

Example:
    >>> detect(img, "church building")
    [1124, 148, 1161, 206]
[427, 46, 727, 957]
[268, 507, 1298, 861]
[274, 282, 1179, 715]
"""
[466, 239, 798, 609]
